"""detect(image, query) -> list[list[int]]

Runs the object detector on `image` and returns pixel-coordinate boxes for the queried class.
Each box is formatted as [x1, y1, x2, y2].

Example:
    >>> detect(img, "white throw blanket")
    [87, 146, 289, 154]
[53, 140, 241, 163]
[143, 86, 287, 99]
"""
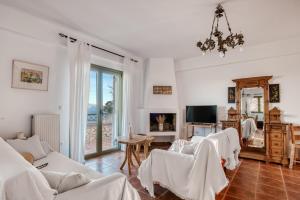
[138, 139, 228, 200]
[222, 128, 241, 169]
[191, 128, 241, 170]
[242, 118, 257, 139]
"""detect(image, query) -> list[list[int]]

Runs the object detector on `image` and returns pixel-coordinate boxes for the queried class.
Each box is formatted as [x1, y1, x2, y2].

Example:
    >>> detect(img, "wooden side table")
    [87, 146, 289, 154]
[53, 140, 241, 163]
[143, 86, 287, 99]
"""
[118, 135, 147, 175]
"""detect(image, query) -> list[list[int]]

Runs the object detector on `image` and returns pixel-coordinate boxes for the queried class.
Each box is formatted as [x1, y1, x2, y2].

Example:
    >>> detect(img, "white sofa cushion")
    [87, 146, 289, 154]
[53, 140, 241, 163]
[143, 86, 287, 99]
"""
[169, 139, 199, 155]
[181, 143, 198, 155]
[41, 171, 91, 193]
[7, 135, 47, 160]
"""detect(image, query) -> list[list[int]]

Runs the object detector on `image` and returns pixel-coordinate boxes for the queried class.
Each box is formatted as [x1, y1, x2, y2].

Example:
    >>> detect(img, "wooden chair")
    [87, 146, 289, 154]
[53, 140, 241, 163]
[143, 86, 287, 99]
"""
[289, 124, 300, 169]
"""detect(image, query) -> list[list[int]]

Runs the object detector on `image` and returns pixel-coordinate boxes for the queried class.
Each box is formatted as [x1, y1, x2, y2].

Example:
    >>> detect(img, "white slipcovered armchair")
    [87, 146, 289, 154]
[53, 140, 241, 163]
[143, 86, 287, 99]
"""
[138, 139, 229, 200]
[138, 128, 241, 200]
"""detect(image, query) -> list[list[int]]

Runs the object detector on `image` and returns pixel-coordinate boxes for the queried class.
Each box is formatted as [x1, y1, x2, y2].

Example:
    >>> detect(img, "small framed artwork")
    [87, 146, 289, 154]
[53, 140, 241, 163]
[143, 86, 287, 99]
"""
[269, 84, 280, 103]
[228, 87, 236, 103]
[153, 86, 172, 95]
[12, 60, 49, 91]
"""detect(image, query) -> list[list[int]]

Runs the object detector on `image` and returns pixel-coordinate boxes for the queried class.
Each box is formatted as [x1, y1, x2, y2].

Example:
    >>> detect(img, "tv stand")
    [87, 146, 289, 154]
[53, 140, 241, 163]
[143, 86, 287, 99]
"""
[185, 123, 217, 138]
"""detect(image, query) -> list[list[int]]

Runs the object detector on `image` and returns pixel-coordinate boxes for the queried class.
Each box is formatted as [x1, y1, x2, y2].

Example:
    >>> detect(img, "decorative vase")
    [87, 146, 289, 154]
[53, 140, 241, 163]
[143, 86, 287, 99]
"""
[159, 123, 164, 132]
[129, 126, 133, 139]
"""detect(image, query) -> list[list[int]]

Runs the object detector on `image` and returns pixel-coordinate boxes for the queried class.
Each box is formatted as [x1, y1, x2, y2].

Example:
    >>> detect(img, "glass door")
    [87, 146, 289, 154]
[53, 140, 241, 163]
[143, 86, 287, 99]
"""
[85, 65, 122, 158]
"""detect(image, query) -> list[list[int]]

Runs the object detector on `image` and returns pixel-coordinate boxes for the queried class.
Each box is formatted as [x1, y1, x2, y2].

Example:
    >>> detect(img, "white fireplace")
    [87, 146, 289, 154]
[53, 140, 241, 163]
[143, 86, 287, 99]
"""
[138, 58, 180, 141]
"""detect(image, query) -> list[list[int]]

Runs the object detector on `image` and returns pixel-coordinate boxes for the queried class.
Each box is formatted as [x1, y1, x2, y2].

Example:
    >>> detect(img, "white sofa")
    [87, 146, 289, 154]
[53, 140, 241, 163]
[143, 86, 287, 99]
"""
[0, 137, 140, 200]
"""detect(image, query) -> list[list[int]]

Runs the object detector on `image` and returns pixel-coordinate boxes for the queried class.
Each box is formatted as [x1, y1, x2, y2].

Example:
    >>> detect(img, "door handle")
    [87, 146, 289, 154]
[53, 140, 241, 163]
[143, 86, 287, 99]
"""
[99, 109, 105, 116]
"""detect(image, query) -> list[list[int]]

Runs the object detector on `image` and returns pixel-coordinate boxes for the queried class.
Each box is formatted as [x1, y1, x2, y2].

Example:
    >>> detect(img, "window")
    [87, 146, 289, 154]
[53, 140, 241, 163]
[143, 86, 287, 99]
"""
[250, 96, 263, 113]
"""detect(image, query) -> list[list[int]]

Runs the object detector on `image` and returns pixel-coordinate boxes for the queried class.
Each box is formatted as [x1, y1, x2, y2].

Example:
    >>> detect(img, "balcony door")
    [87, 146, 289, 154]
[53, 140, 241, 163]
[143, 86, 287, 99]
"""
[85, 65, 122, 158]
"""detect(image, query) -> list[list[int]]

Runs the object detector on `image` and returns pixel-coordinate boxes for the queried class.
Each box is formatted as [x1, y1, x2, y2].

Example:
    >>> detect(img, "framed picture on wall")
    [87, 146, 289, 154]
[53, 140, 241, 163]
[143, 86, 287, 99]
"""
[12, 60, 49, 91]
[269, 84, 280, 103]
[153, 86, 172, 95]
[228, 87, 236, 103]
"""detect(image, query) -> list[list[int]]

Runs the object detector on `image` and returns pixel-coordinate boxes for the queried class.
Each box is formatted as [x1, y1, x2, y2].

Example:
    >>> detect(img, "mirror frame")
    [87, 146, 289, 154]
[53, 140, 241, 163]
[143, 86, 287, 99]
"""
[233, 76, 272, 154]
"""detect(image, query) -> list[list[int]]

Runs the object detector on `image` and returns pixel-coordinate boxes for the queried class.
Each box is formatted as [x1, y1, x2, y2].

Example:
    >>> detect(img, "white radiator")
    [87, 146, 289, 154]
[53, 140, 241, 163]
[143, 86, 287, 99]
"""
[32, 114, 60, 152]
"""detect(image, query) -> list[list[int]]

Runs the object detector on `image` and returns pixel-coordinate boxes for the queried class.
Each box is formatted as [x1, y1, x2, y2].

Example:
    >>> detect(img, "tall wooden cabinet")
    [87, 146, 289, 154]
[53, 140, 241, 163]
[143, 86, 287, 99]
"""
[221, 107, 241, 139]
[221, 107, 240, 130]
[265, 107, 289, 165]
[265, 123, 289, 165]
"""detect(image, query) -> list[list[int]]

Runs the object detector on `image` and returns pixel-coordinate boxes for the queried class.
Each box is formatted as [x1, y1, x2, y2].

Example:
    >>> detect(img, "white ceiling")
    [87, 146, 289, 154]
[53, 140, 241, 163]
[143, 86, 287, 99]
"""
[1, 0, 300, 59]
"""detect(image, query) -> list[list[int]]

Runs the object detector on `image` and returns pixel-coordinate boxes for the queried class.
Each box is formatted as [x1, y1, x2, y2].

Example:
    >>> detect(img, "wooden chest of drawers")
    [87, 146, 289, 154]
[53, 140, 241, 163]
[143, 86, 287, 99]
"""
[221, 120, 240, 130]
[265, 123, 289, 165]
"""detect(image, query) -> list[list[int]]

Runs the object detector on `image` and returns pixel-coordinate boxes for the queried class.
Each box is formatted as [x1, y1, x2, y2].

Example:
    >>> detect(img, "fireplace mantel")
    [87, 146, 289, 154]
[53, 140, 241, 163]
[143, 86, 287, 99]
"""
[146, 132, 177, 137]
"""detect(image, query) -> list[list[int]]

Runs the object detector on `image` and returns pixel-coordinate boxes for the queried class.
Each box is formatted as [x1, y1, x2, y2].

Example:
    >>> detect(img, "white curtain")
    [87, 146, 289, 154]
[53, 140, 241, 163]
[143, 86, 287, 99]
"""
[121, 58, 136, 139]
[68, 40, 91, 163]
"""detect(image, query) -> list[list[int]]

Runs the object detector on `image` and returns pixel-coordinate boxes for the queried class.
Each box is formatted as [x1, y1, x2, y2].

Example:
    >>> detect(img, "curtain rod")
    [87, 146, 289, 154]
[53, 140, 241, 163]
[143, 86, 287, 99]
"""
[58, 33, 138, 63]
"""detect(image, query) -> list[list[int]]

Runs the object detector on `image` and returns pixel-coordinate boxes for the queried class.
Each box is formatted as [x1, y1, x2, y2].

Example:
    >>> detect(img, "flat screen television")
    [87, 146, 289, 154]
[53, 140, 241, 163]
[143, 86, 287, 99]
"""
[186, 105, 217, 123]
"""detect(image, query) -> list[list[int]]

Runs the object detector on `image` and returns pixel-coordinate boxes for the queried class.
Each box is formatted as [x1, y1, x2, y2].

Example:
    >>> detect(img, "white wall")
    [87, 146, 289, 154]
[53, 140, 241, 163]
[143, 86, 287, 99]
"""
[175, 37, 300, 135]
[144, 58, 178, 109]
[0, 5, 142, 155]
[0, 28, 70, 155]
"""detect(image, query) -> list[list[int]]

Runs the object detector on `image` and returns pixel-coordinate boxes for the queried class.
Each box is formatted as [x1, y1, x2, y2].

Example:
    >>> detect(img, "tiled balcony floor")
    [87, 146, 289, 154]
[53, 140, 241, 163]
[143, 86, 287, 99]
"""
[85, 148, 300, 200]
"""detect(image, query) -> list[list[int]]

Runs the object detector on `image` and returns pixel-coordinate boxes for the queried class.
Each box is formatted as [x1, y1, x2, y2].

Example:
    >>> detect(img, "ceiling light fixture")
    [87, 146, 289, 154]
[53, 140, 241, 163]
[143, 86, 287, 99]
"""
[196, 4, 244, 57]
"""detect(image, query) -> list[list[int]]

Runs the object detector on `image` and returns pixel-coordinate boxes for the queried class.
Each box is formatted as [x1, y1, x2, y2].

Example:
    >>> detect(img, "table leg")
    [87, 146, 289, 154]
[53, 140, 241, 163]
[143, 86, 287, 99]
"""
[120, 145, 128, 170]
[128, 145, 135, 166]
[128, 145, 132, 175]
[132, 149, 141, 166]
[136, 144, 141, 156]
[144, 143, 150, 158]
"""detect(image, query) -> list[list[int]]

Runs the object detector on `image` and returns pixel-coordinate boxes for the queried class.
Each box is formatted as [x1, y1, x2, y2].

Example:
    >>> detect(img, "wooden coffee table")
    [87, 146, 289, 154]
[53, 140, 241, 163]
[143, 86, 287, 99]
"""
[118, 135, 154, 175]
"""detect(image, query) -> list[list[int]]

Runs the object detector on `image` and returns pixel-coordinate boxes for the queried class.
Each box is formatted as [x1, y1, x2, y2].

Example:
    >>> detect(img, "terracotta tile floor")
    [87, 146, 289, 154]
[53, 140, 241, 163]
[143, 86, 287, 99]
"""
[85, 151, 300, 200]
